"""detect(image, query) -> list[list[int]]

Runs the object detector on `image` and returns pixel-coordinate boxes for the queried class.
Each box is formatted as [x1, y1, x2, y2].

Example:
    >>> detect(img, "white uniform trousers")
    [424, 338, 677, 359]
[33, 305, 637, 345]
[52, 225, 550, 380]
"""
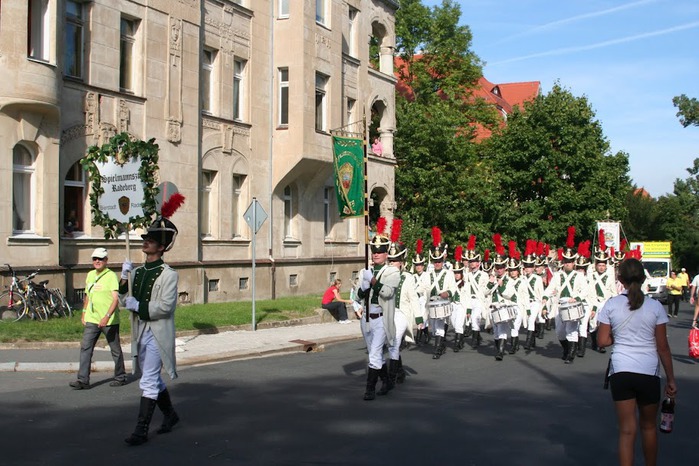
[525, 301, 544, 331]
[138, 328, 166, 400]
[554, 314, 579, 342]
[388, 311, 409, 360]
[493, 321, 510, 340]
[429, 317, 447, 337]
[578, 304, 593, 338]
[450, 302, 466, 334]
[467, 297, 485, 331]
[510, 306, 523, 337]
[366, 313, 387, 370]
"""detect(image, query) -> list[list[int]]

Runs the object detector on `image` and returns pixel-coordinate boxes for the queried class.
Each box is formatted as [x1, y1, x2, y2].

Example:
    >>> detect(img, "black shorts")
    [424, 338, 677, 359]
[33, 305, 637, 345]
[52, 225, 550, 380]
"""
[609, 372, 660, 405]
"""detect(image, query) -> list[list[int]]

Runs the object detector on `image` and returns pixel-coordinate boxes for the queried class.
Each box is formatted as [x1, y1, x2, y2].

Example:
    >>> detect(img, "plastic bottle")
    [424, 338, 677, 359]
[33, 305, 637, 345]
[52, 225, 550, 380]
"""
[659, 397, 675, 433]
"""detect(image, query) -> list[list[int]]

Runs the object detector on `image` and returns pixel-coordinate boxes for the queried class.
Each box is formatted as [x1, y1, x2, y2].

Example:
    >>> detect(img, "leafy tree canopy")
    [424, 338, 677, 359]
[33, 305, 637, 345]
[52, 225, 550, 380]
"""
[673, 94, 699, 127]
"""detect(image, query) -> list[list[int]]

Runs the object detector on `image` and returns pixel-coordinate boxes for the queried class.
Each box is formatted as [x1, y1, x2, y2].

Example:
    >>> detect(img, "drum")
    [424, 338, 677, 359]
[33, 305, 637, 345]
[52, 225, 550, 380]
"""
[559, 301, 585, 321]
[428, 299, 452, 319]
[491, 304, 517, 324]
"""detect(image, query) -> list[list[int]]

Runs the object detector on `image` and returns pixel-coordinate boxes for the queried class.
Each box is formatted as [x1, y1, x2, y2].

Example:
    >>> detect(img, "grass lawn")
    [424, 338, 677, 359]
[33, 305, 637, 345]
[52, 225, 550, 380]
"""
[0, 295, 324, 343]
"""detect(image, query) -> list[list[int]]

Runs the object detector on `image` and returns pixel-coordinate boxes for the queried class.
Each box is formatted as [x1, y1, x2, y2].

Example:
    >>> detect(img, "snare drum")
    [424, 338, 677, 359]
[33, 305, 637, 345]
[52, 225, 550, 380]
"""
[559, 301, 585, 321]
[491, 304, 517, 324]
[428, 299, 452, 319]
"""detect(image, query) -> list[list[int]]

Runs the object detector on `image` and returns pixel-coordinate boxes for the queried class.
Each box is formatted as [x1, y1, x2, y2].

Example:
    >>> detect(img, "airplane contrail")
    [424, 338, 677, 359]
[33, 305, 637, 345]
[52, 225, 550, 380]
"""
[491, 21, 699, 65]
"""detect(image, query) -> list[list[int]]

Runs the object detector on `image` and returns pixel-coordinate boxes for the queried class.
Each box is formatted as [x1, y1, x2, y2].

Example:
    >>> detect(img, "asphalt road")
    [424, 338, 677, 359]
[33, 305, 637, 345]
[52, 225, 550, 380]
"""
[1, 303, 696, 466]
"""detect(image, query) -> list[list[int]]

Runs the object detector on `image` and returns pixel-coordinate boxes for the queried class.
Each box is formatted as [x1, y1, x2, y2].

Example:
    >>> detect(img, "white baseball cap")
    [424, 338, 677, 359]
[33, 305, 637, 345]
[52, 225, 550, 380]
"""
[91, 247, 108, 259]
[682, 268, 686, 272]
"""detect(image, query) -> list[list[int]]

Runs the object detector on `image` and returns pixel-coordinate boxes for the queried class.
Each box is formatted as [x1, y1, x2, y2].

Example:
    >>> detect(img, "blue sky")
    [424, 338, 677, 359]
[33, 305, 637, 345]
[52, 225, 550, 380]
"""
[421, 0, 699, 197]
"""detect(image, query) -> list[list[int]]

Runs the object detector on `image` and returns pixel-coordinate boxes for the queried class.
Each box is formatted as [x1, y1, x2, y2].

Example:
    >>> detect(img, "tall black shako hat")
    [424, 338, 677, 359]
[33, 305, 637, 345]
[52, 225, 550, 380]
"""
[429, 227, 448, 261]
[370, 217, 391, 254]
[575, 240, 591, 268]
[506, 240, 521, 270]
[412, 239, 426, 265]
[594, 229, 611, 263]
[453, 246, 465, 273]
[492, 233, 507, 267]
[387, 218, 407, 261]
[465, 235, 481, 262]
[482, 249, 493, 272]
[142, 192, 185, 252]
[522, 239, 537, 267]
[561, 226, 578, 262]
[535, 242, 550, 267]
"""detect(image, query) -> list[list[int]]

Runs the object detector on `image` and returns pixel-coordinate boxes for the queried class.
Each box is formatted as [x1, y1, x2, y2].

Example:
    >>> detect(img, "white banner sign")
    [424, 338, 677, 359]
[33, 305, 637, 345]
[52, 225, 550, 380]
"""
[597, 221, 620, 249]
[95, 158, 146, 224]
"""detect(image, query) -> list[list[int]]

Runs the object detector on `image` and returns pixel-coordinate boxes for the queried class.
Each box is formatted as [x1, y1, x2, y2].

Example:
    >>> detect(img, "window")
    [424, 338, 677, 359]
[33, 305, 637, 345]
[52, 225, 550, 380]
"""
[315, 72, 328, 132]
[346, 98, 355, 125]
[239, 277, 249, 290]
[201, 170, 216, 237]
[324, 187, 333, 236]
[63, 161, 86, 236]
[283, 185, 293, 238]
[28, 0, 50, 61]
[202, 48, 216, 113]
[316, 0, 327, 25]
[233, 59, 246, 121]
[279, 68, 289, 126]
[64, 1, 85, 79]
[289, 274, 298, 287]
[12, 145, 35, 233]
[329, 272, 337, 283]
[208, 279, 219, 292]
[279, 0, 289, 18]
[231, 174, 245, 237]
[120, 18, 138, 92]
[348, 7, 358, 57]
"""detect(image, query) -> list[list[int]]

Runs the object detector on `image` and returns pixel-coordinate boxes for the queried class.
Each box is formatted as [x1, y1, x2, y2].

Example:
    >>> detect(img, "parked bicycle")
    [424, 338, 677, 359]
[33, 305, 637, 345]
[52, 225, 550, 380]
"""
[0, 264, 72, 322]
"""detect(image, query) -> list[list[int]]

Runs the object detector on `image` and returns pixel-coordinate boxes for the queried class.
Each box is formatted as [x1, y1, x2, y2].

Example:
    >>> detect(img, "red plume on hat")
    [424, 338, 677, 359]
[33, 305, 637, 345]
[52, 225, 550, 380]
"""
[544, 244, 550, 256]
[493, 233, 505, 256]
[160, 192, 185, 219]
[525, 239, 536, 257]
[390, 218, 402, 243]
[508, 240, 517, 258]
[557, 248, 564, 261]
[455, 245, 463, 263]
[598, 229, 607, 251]
[566, 226, 576, 249]
[467, 235, 476, 251]
[484, 249, 490, 262]
[376, 217, 388, 236]
[416, 239, 424, 255]
[610, 246, 616, 257]
[432, 227, 442, 247]
[535, 241, 544, 256]
[620, 238, 628, 252]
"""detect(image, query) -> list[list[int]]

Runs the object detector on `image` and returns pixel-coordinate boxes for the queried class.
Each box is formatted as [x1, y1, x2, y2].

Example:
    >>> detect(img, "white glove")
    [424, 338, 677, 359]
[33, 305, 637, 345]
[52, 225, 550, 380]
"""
[121, 260, 134, 280]
[361, 280, 371, 291]
[124, 296, 140, 312]
[361, 269, 374, 282]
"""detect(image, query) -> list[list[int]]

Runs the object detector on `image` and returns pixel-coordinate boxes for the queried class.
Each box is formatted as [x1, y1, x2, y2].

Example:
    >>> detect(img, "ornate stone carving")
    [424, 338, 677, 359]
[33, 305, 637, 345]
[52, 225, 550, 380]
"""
[60, 124, 88, 145]
[84, 92, 99, 136]
[118, 99, 130, 133]
[167, 118, 182, 143]
[98, 123, 117, 146]
[223, 125, 234, 154]
[202, 117, 221, 130]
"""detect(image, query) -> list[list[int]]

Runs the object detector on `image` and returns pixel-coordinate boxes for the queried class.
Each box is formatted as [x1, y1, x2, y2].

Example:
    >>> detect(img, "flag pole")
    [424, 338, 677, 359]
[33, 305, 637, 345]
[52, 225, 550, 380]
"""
[363, 107, 369, 270]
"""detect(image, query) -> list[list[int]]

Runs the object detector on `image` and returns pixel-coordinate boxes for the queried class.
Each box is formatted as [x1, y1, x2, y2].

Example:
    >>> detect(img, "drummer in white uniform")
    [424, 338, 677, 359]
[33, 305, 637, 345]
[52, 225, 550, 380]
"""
[574, 240, 594, 358]
[485, 234, 512, 361]
[504, 241, 527, 354]
[522, 240, 545, 351]
[464, 236, 489, 349]
[412, 240, 431, 345]
[450, 246, 468, 352]
[587, 231, 618, 354]
[427, 227, 456, 360]
[543, 226, 588, 364]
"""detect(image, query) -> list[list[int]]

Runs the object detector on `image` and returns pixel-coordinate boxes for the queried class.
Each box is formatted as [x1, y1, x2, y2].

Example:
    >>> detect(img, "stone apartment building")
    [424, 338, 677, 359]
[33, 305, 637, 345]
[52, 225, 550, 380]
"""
[0, 0, 398, 305]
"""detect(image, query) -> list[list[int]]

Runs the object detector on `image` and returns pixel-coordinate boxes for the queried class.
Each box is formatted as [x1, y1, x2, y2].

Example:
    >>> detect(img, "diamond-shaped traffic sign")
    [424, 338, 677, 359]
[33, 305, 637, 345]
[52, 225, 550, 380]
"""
[244, 198, 267, 234]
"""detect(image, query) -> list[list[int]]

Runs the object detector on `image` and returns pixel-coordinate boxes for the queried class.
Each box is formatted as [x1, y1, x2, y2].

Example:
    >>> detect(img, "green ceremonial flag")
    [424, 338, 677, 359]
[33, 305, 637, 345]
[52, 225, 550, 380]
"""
[332, 135, 365, 218]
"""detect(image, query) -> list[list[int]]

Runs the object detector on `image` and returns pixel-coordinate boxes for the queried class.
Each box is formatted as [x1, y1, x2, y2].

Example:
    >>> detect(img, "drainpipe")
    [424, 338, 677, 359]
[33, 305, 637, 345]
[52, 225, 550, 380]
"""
[268, 0, 276, 299]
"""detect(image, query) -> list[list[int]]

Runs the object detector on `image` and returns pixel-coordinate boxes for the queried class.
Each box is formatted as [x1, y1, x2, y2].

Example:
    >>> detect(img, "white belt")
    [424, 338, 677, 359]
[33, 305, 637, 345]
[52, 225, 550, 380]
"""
[369, 304, 382, 313]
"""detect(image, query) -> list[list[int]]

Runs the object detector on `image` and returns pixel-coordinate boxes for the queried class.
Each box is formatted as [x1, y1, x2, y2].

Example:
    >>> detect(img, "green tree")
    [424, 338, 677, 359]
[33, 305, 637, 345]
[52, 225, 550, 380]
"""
[480, 83, 631, 244]
[672, 94, 699, 127]
[621, 186, 657, 241]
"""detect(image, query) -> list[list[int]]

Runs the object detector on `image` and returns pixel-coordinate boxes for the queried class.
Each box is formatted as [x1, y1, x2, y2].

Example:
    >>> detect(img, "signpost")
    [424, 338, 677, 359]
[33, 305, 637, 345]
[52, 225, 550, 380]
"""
[244, 198, 268, 331]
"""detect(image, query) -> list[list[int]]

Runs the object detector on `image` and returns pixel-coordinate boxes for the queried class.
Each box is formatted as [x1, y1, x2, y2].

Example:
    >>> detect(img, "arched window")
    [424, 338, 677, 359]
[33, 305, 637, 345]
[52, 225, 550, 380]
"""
[12, 145, 36, 233]
[63, 160, 86, 236]
[283, 185, 293, 238]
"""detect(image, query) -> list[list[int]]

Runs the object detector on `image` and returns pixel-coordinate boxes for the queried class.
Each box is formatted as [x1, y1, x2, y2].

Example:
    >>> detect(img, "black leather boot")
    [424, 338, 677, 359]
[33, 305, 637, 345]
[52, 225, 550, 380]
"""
[577, 337, 587, 358]
[433, 336, 444, 359]
[495, 339, 505, 361]
[559, 340, 569, 361]
[523, 331, 533, 350]
[464, 324, 473, 337]
[377, 364, 394, 395]
[536, 322, 545, 339]
[472, 331, 481, 348]
[364, 367, 380, 400]
[509, 336, 519, 354]
[396, 356, 406, 384]
[565, 342, 577, 364]
[423, 328, 431, 345]
[453, 333, 463, 352]
[125, 397, 157, 446]
[156, 389, 180, 434]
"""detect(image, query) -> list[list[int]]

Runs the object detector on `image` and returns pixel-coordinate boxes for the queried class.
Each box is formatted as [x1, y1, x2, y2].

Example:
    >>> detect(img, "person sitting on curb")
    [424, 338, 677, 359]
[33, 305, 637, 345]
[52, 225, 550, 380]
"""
[322, 279, 354, 324]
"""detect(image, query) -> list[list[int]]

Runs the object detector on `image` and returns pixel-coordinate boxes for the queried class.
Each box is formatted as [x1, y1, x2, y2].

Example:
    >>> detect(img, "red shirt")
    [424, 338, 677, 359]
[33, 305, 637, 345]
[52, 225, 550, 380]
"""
[322, 286, 338, 305]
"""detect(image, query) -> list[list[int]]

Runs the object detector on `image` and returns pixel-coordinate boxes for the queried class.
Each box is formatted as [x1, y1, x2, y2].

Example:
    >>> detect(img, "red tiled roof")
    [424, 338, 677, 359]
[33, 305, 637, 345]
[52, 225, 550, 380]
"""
[634, 187, 651, 198]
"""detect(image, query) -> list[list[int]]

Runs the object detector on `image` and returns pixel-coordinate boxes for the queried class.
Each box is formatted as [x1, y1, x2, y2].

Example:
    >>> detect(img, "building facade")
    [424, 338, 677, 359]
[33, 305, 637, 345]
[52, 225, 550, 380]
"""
[0, 0, 398, 305]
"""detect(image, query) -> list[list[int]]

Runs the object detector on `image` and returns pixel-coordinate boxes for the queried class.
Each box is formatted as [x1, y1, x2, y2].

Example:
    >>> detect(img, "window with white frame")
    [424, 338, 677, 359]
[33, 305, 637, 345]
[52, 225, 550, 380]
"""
[64, 1, 85, 79]
[346, 98, 355, 126]
[28, 0, 50, 61]
[201, 170, 216, 237]
[231, 174, 245, 238]
[315, 72, 328, 132]
[233, 58, 246, 121]
[348, 7, 358, 57]
[283, 185, 293, 238]
[120, 17, 138, 92]
[324, 187, 333, 237]
[63, 160, 86, 236]
[202, 48, 216, 114]
[12, 145, 35, 233]
[279, 68, 289, 126]
[316, 0, 327, 26]
[279, 0, 289, 18]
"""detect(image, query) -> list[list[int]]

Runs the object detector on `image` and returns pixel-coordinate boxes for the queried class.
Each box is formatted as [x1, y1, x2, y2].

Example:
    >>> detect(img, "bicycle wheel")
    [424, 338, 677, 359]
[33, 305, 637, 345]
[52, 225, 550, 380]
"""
[0, 291, 28, 322]
[48, 289, 72, 318]
[26, 293, 49, 321]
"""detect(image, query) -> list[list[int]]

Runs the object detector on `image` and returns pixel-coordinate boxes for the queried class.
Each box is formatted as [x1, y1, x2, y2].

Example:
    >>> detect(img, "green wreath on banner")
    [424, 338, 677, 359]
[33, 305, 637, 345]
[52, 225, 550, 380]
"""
[80, 132, 160, 239]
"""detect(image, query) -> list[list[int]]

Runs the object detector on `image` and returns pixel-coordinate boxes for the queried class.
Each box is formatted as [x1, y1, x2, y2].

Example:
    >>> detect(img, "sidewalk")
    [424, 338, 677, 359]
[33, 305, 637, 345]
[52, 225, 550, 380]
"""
[0, 312, 364, 373]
